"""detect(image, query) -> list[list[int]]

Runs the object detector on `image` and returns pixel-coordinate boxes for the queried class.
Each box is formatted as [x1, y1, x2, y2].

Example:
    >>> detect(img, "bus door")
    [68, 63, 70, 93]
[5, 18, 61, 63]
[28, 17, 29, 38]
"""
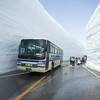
[45, 45, 49, 70]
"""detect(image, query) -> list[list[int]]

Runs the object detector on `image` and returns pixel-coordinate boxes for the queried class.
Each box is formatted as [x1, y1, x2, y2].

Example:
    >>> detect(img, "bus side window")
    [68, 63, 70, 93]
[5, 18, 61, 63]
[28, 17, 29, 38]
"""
[50, 46, 52, 53]
[55, 48, 57, 54]
[52, 47, 54, 53]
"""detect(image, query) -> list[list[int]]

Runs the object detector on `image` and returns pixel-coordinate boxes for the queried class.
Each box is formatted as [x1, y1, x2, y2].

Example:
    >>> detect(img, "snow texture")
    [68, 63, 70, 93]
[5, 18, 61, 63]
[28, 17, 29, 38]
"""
[86, 2, 100, 71]
[0, 0, 85, 74]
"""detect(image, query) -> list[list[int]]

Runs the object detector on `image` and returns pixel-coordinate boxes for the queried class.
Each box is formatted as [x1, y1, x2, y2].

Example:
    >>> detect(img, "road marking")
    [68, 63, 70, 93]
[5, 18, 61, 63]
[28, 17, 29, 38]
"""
[83, 65, 100, 78]
[10, 70, 62, 100]
[0, 72, 30, 79]
[14, 72, 50, 100]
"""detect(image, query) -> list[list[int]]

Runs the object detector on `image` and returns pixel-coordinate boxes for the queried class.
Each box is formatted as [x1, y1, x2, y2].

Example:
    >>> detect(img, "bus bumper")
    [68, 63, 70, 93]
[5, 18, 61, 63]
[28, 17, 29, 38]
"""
[17, 66, 46, 73]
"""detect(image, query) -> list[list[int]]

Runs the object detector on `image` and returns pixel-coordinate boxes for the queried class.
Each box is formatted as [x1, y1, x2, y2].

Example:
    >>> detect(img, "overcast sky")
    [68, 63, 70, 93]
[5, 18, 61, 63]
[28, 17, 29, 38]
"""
[38, 0, 100, 47]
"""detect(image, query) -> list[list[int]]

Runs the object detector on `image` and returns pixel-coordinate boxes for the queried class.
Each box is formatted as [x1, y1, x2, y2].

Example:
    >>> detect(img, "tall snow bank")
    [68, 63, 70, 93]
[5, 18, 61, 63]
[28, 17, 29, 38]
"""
[0, 0, 85, 74]
[86, 2, 100, 71]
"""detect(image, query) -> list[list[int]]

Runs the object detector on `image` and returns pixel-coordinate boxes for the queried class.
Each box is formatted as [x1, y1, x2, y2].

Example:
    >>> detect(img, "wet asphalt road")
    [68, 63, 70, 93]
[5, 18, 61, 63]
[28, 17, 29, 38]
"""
[1, 61, 100, 100]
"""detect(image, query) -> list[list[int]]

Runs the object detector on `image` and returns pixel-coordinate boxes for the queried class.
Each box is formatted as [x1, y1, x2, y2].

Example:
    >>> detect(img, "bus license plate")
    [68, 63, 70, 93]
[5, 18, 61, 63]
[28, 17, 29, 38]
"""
[26, 64, 32, 66]
[26, 68, 32, 72]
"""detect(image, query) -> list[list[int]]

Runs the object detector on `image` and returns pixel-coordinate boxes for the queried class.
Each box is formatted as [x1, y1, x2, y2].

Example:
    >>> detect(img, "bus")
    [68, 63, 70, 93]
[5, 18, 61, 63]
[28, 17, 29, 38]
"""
[17, 38, 63, 73]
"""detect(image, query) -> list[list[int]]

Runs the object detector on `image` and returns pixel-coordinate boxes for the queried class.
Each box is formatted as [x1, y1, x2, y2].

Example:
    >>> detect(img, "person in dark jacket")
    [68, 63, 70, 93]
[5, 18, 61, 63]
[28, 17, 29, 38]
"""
[76, 57, 78, 64]
[71, 57, 75, 66]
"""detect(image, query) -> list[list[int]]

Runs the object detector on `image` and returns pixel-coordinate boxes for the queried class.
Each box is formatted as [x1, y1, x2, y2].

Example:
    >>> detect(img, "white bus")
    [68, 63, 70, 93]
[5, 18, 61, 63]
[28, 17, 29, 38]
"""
[17, 38, 63, 73]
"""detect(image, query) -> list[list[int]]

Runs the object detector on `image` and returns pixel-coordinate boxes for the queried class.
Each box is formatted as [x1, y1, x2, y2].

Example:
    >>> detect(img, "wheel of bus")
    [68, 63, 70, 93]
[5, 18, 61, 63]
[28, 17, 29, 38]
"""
[51, 62, 54, 71]
[59, 60, 62, 66]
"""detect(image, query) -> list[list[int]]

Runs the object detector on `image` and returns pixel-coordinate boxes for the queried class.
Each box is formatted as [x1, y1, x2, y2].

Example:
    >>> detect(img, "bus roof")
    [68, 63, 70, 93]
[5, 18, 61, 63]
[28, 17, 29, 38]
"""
[21, 38, 63, 51]
[22, 38, 47, 40]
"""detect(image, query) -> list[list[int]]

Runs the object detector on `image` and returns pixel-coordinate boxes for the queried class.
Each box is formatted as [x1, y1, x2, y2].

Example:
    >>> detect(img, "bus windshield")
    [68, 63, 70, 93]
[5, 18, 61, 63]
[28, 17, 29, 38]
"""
[18, 39, 46, 60]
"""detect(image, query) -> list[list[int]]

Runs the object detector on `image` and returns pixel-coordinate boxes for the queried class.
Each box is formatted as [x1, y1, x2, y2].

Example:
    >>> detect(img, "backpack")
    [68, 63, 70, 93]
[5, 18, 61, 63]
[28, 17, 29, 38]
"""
[71, 58, 75, 61]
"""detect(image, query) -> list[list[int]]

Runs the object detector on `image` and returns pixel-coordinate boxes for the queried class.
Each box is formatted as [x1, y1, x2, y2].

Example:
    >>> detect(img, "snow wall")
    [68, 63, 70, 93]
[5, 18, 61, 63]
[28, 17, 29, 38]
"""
[86, 2, 100, 71]
[0, 0, 85, 74]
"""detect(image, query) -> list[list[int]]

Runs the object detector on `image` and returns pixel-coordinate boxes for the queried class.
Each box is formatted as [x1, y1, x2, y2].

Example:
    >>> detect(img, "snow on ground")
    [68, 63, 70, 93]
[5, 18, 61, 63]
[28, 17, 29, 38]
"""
[86, 2, 100, 71]
[0, 0, 85, 74]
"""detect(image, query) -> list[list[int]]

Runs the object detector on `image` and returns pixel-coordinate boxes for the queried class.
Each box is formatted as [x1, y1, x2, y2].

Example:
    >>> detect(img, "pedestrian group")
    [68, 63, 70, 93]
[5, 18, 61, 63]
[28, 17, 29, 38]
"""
[70, 56, 87, 66]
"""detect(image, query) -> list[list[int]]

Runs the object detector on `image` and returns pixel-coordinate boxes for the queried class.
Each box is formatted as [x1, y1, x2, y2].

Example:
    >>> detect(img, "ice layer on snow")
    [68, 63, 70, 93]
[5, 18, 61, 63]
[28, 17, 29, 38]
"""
[0, 0, 85, 74]
[86, 2, 100, 71]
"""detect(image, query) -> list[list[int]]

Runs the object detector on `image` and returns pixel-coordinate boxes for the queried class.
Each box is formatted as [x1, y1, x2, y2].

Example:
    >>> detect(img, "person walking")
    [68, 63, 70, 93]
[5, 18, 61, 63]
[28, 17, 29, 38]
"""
[73, 57, 75, 66]
[84, 57, 86, 64]
[71, 57, 75, 66]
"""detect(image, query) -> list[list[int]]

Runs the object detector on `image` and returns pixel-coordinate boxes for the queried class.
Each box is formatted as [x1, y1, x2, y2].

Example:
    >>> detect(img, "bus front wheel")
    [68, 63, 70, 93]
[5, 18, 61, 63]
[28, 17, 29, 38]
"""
[51, 62, 54, 71]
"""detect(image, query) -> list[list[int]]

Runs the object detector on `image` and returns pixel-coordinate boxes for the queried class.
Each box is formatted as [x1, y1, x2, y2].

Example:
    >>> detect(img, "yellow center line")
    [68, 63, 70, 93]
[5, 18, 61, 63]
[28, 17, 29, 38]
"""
[15, 72, 50, 100]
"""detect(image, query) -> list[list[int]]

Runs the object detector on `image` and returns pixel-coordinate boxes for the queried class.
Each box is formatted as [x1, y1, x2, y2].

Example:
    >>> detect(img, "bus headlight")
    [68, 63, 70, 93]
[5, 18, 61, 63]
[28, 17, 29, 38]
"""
[37, 63, 45, 67]
[17, 62, 22, 65]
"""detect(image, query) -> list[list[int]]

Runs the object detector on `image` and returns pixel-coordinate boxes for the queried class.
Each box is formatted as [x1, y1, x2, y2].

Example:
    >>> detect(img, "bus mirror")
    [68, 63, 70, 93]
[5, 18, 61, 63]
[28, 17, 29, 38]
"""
[45, 48, 47, 51]
[44, 45, 47, 51]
